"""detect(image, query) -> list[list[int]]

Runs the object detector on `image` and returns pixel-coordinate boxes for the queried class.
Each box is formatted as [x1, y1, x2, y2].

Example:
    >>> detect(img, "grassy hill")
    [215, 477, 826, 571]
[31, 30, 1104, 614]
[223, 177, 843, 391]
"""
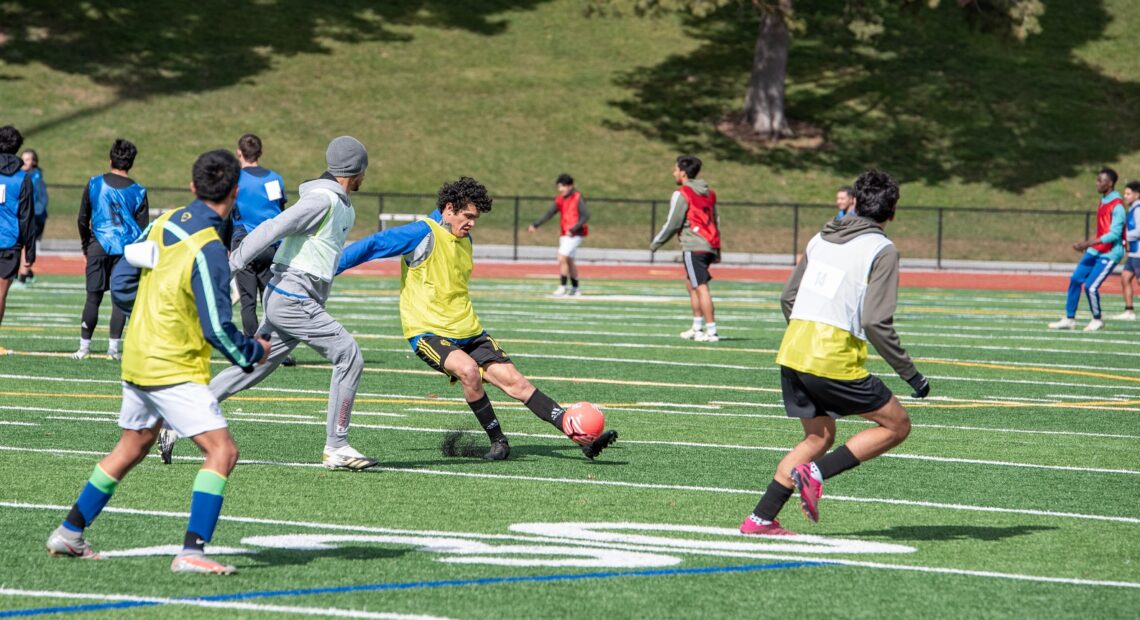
[3, 0, 1138, 243]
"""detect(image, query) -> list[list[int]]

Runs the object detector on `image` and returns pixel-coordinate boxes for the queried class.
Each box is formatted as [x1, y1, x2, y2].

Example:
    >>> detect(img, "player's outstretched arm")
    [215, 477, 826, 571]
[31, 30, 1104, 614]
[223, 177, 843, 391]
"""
[192, 240, 265, 370]
[337, 220, 431, 275]
[230, 190, 332, 271]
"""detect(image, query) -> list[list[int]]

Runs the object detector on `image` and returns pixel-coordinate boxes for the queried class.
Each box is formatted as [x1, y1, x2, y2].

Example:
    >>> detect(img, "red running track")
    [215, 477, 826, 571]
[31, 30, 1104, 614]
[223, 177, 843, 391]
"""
[28, 255, 1113, 294]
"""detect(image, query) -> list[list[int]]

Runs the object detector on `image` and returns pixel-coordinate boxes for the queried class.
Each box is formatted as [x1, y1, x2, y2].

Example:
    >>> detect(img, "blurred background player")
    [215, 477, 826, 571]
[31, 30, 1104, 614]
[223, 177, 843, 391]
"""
[528, 173, 589, 297]
[73, 138, 148, 360]
[200, 136, 377, 471]
[46, 150, 268, 574]
[15, 148, 47, 286]
[741, 170, 926, 536]
[835, 185, 854, 220]
[339, 176, 618, 461]
[0, 125, 37, 355]
[1113, 180, 1140, 321]
[649, 155, 721, 342]
[1049, 167, 1125, 332]
[231, 133, 295, 366]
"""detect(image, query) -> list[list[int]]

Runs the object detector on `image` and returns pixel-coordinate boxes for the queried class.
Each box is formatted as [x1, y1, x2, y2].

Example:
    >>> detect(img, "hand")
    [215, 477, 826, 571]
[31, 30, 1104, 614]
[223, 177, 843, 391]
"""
[255, 335, 272, 364]
[527, 224, 537, 233]
[906, 373, 930, 399]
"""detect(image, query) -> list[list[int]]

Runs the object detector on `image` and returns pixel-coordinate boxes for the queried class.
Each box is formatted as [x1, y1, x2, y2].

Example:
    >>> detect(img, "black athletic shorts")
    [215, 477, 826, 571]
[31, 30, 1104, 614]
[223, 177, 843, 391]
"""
[0, 249, 19, 280]
[683, 250, 717, 287]
[85, 255, 122, 293]
[780, 366, 893, 419]
[413, 332, 511, 379]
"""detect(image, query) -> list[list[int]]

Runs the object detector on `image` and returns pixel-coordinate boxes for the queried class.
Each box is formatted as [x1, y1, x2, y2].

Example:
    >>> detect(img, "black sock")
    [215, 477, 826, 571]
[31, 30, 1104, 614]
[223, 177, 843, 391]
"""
[524, 389, 565, 431]
[468, 394, 506, 442]
[816, 445, 861, 479]
[560, 275, 568, 286]
[64, 504, 87, 531]
[571, 278, 579, 288]
[1128, 306, 1134, 311]
[183, 530, 206, 553]
[752, 479, 793, 522]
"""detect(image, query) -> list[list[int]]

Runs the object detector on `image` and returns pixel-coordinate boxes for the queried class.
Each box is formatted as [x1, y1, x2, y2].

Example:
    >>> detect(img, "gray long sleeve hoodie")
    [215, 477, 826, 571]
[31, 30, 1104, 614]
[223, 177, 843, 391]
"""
[649, 179, 716, 252]
[780, 215, 918, 381]
[229, 174, 349, 305]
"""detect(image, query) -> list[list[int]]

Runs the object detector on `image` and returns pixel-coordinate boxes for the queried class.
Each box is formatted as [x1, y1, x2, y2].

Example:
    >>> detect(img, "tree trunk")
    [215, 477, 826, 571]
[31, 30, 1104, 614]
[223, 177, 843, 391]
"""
[742, 8, 792, 139]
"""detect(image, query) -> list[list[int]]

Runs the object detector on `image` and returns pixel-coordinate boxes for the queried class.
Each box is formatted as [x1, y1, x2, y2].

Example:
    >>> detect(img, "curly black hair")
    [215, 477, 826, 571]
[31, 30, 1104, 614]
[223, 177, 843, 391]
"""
[0, 126, 24, 155]
[437, 176, 493, 213]
[853, 169, 900, 223]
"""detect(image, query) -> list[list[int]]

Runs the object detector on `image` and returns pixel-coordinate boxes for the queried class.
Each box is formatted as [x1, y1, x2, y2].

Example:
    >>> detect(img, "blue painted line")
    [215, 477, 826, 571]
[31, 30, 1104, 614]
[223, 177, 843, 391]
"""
[0, 560, 830, 617]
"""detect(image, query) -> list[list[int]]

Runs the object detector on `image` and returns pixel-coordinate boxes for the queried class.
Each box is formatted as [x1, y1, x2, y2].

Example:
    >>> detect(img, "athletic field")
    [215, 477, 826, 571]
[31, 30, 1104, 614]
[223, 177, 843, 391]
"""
[0, 272, 1137, 618]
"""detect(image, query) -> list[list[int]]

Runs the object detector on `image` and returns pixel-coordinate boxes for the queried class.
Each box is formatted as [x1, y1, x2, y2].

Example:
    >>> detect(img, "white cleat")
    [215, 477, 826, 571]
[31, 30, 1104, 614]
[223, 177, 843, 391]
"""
[1084, 319, 1105, 332]
[71, 348, 90, 360]
[679, 328, 698, 340]
[1047, 317, 1077, 330]
[108, 348, 121, 362]
[322, 445, 379, 471]
[694, 331, 720, 342]
[171, 552, 236, 575]
[1112, 310, 1136, 321]
[46, 529, 101, 559]
[551, 285, 568, 297]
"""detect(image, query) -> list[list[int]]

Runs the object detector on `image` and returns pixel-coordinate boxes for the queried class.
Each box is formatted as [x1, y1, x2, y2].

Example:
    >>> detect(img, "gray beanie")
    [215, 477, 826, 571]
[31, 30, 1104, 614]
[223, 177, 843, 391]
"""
[326, 136, 368, 177]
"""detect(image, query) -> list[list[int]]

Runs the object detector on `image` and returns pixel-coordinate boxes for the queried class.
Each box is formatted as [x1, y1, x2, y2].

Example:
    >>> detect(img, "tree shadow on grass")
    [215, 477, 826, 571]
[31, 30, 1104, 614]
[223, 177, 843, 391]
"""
[607, 0, 1140, 193]
[0, 0, 552, 135]
[844, 524, 1057, 542]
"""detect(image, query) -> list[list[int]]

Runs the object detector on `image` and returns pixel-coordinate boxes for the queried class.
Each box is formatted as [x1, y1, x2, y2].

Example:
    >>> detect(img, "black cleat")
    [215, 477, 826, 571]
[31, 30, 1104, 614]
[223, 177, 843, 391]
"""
[483, 438, 511, 461]
[581, 430, 618, 460]
[282, 355, 297, 367]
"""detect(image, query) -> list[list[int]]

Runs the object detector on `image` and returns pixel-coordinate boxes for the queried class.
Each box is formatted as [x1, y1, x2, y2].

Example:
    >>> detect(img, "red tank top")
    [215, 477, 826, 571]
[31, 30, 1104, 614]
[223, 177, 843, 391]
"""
[1092, 195, 1124, 253]
[679, 185, 719, 249]
[555, 191, 587, 237]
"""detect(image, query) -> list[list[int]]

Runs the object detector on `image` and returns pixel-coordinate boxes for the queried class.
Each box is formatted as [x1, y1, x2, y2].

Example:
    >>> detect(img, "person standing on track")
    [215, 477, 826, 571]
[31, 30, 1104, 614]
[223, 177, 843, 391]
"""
[528, 173, 589, 297]
[649, 155, 721, 342]
[1049, 167, 1125, 332]
[739, 169, 928, 536]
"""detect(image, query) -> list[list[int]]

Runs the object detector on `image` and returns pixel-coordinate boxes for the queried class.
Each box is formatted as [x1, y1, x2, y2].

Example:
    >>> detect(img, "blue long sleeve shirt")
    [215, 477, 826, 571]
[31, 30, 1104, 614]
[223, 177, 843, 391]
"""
[338, 209, 443, 273]
[111, 200, 263, 368]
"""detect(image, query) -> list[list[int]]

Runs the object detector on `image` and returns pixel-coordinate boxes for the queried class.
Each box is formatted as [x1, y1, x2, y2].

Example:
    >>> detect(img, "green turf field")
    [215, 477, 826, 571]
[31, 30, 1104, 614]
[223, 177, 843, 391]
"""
[0, 275, 1138, 618]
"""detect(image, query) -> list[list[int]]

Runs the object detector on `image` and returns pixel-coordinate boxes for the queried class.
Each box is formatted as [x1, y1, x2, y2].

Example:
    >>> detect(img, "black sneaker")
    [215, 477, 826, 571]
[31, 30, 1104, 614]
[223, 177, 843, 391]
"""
[282, 355, 296, 367]
[581, 430, 618, 460]
[483, 438, 511, 461]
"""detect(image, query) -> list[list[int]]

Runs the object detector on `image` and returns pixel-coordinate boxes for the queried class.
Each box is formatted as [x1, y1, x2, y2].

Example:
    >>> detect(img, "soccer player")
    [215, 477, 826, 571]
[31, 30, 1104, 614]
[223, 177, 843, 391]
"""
[338, 176, 618, 461]
[199, 136, 377, 471]
[1049, 167, 1125, 332]
[835, 185, 854, 220]
[527, 173, 589, 297]
[15, 148, 47, 286]
[45, 150, 269, 574]
[74, 139, 149, 360]
[230, 135, 291, 361]
[1113, 180, 1140, 321]
[739, 170, 927, 536]
[0, 125, 37, 354]
[649, 155, 722, 342]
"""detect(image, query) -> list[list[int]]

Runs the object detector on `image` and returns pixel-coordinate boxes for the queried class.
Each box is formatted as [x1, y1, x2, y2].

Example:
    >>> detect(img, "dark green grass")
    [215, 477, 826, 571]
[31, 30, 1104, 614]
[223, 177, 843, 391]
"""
[0, 275, 1138, 618]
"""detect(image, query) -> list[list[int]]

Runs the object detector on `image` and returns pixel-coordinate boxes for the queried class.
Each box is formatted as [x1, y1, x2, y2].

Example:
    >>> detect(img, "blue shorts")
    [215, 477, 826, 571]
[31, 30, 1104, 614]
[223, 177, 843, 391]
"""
[1125, 257, 1140, 275]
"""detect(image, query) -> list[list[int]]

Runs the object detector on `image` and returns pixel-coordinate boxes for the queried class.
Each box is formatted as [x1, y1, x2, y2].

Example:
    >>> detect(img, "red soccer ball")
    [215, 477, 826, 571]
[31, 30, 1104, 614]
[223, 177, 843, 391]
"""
[561, 401, 605, 446]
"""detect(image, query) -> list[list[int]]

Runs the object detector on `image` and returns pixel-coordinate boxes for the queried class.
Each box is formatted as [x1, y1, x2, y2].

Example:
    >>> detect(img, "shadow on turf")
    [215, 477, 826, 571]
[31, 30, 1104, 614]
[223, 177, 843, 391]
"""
[243, 545, 410, 570]
[0, 0, 553, 135]
[844, 524, 1057, 542]
[606, 0, 1140, 193]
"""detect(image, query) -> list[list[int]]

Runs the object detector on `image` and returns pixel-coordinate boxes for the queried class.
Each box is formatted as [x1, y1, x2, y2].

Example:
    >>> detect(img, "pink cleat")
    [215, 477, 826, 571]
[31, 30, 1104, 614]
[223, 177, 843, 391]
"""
[791, 463, 824, 523]
[739, 515, 796, 536]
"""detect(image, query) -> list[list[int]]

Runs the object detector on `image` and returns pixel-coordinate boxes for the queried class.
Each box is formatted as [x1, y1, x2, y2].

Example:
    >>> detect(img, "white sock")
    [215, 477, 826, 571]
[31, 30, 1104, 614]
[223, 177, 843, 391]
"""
[108, 338, 121, 352]
[77, 338, 91, 352]
[705, 322, 717, 335]
[691, 317, 703, 331]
